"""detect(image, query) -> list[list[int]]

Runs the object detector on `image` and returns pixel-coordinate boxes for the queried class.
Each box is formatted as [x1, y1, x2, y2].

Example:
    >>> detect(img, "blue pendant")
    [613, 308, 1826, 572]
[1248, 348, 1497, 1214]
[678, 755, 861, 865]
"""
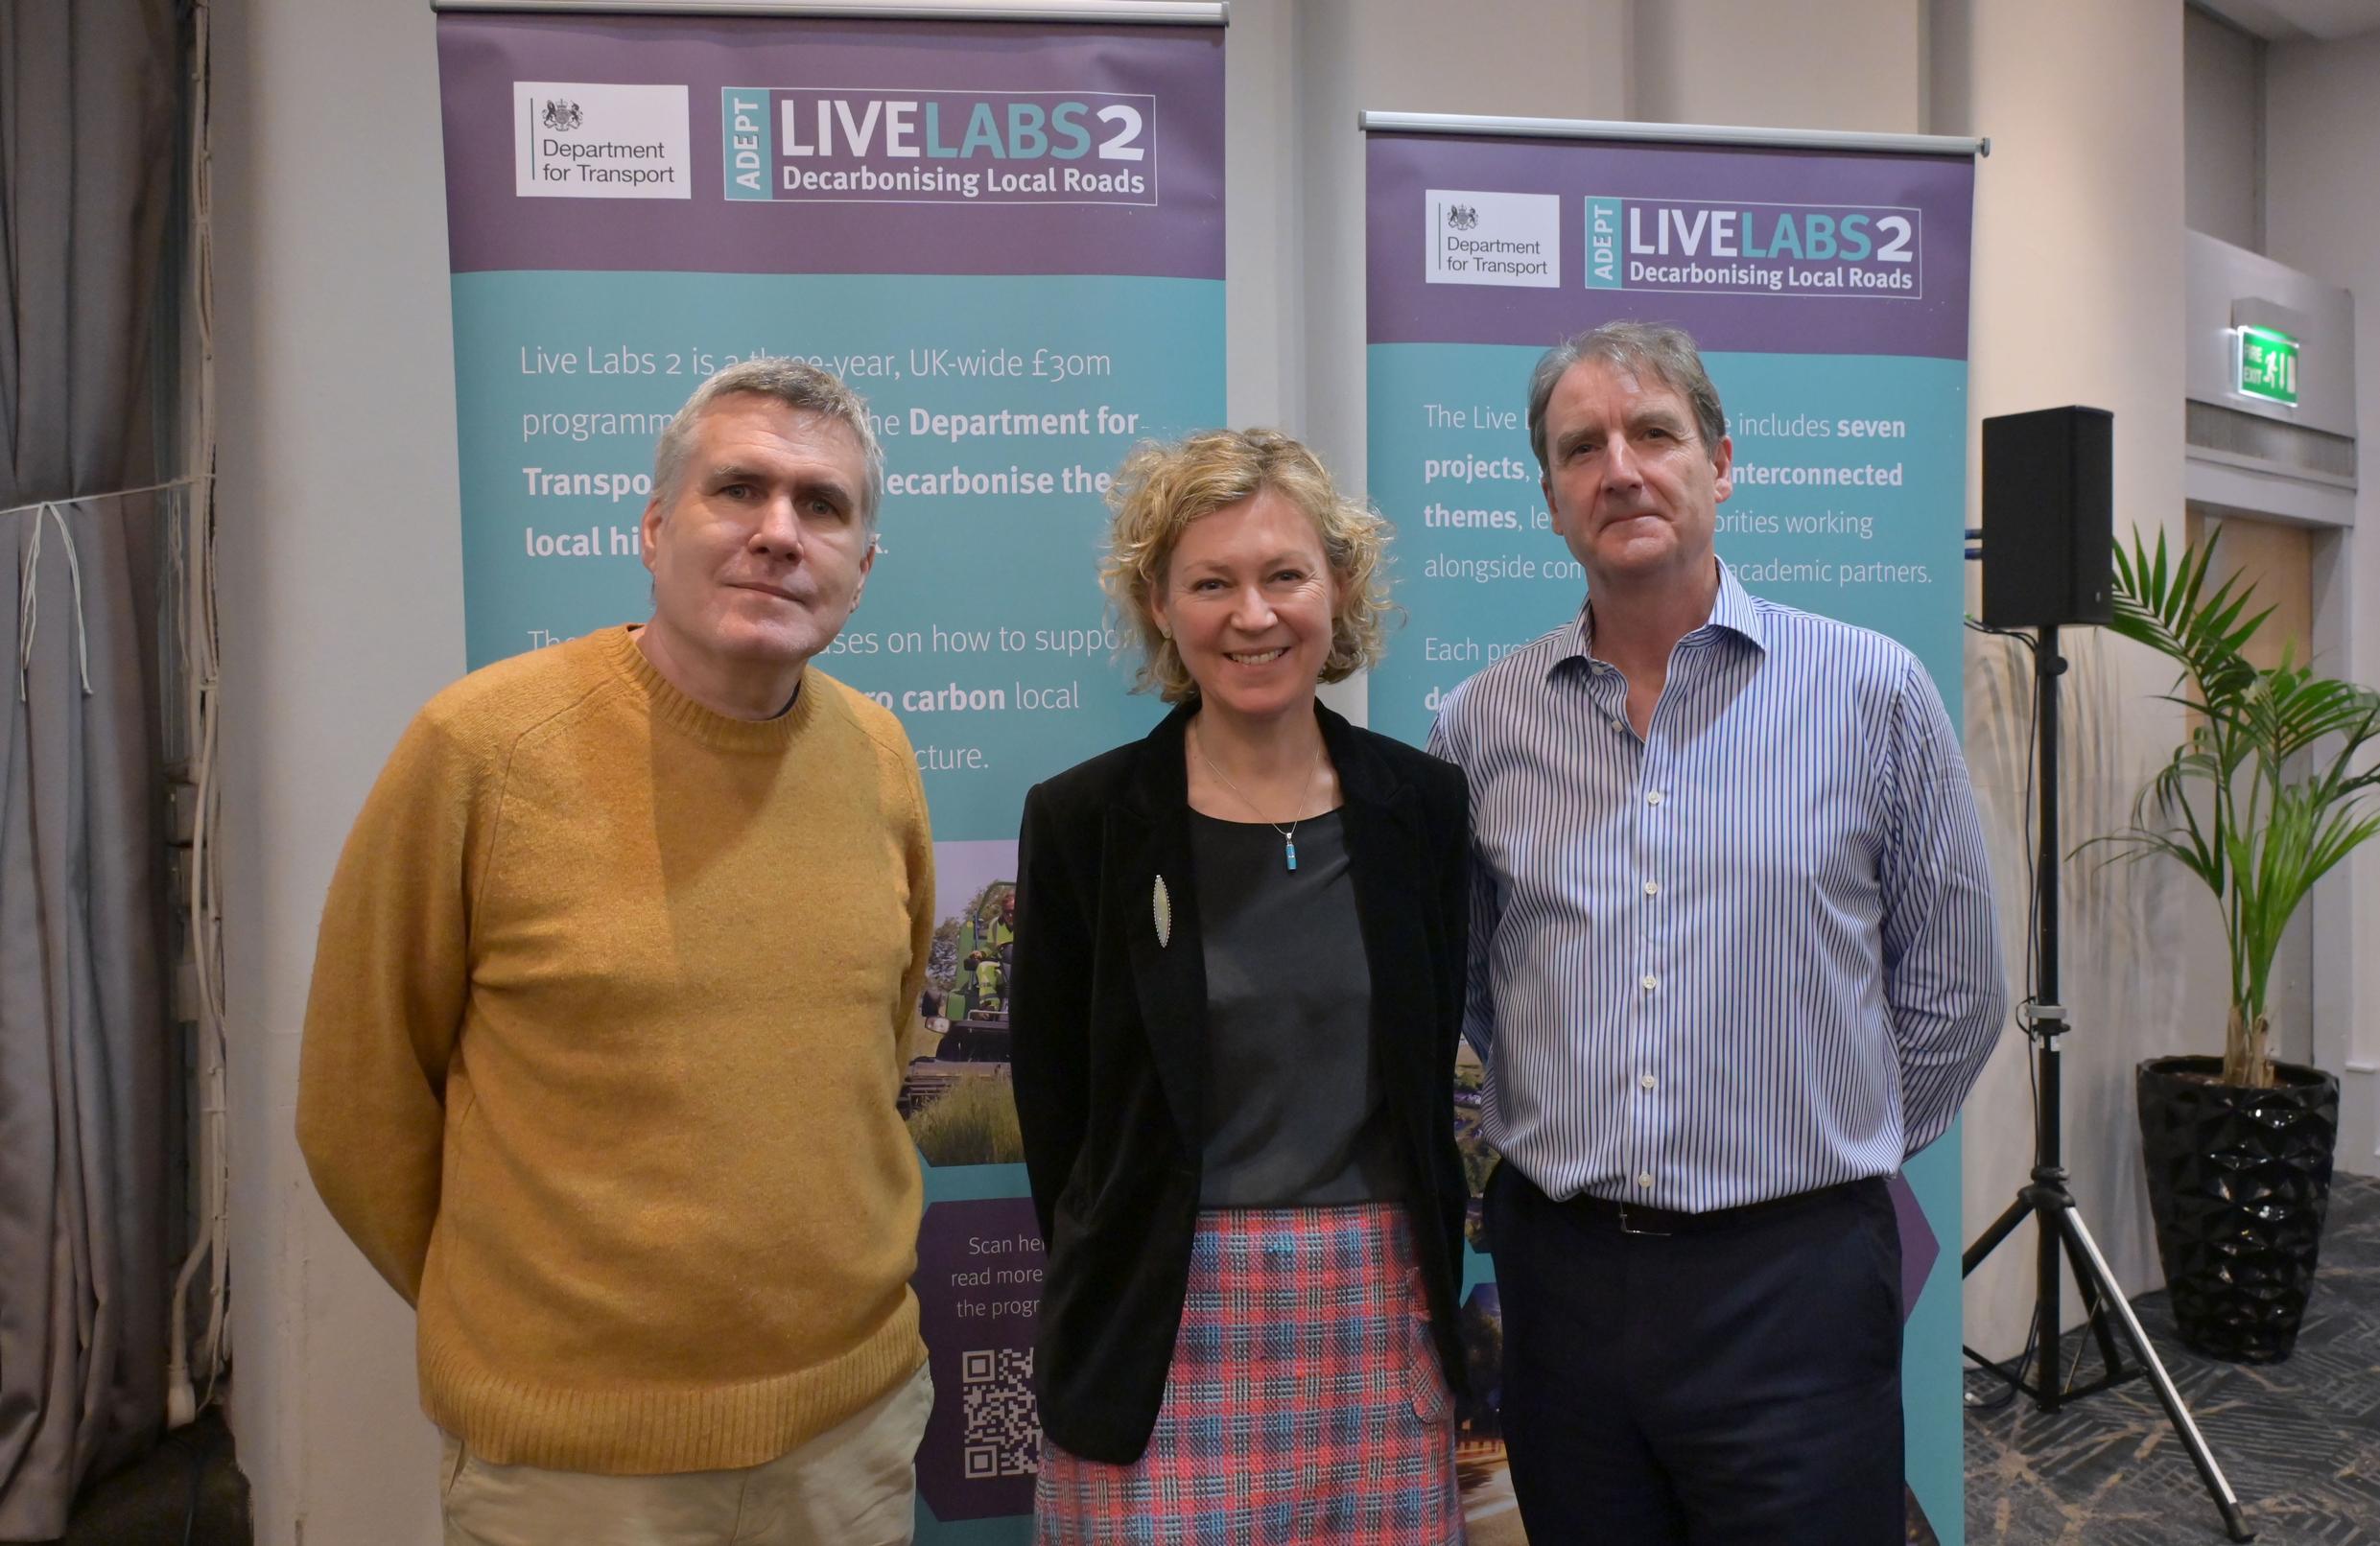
[1284, 838, 1298, 872]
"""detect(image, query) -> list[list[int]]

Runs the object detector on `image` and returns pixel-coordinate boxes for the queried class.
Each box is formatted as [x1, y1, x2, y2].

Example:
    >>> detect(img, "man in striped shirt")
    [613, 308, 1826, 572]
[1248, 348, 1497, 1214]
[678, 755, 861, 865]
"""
[1427, 321, 2004, 1545]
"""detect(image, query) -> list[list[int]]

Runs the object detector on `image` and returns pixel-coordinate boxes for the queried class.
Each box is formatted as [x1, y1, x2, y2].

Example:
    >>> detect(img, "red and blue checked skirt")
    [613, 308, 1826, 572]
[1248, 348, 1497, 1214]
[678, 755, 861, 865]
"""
[1035, 1202, 1463, 1544]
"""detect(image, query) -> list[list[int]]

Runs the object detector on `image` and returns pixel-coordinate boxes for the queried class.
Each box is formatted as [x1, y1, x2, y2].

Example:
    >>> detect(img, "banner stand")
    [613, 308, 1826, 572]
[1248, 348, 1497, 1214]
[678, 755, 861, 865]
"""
[1362, 109, 1982, 1545]
[434, 11, 1224, 1537]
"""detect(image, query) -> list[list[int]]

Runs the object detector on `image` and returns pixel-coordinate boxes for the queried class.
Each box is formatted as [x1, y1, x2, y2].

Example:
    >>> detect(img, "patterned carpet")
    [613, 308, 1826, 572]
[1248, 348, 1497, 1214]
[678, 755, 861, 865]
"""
[1965, 1171, 2380, 1545]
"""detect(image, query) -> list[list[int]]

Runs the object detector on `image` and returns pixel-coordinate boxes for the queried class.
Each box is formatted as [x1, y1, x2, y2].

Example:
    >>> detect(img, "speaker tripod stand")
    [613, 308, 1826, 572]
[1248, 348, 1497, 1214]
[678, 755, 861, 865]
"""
[1960, 624, 2252, 1542]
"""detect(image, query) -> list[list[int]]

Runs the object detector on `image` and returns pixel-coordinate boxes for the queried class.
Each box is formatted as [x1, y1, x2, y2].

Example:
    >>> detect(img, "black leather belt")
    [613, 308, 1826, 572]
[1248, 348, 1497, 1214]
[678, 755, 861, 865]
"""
[1551, 1177, 1881, 1238]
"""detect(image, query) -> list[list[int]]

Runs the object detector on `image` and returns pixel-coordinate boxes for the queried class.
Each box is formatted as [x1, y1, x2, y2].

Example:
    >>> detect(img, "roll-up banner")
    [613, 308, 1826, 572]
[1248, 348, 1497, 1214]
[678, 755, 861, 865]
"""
[433, 6, 1224, 1535]
[1364, 117, 1980, 1544]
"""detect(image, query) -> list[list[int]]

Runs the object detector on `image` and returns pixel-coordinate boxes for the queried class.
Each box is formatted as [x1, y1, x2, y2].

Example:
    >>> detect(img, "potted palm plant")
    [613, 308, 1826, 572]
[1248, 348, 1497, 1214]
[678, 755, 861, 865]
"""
[2102, 526, 2380, 1362]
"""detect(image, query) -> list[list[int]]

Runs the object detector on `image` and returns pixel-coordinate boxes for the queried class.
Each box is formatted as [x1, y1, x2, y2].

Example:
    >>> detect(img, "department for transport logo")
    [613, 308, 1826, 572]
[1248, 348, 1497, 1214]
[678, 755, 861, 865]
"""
[514, 82, 692, 201]
[1424, 188, 1558, 289]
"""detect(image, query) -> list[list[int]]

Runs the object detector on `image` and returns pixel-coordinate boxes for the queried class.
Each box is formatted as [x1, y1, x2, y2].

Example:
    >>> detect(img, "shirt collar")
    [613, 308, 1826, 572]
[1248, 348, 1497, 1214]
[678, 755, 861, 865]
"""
[1704, 560, 1768, 653]
[1551, 556, 1768, 680]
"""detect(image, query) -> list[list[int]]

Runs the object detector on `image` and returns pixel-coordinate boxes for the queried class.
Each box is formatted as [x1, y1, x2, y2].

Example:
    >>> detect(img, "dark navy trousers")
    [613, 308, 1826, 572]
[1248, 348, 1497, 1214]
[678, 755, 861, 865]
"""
[1489, 1163, 1906, 1545]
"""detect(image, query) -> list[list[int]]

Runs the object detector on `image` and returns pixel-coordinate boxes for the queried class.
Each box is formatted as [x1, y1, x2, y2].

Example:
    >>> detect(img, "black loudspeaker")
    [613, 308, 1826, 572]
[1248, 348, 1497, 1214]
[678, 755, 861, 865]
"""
[1981, 405, 2113, 628]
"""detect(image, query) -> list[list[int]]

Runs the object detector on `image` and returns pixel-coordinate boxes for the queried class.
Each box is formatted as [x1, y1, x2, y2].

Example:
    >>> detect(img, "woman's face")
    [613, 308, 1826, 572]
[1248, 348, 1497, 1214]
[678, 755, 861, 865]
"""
[1150, 487, 1338, 728]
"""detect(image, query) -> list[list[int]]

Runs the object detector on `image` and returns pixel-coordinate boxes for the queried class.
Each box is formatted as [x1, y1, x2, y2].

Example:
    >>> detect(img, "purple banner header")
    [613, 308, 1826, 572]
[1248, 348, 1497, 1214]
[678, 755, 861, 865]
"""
[438, 13, 1222, 278]
[1368, 132, 1974, 358]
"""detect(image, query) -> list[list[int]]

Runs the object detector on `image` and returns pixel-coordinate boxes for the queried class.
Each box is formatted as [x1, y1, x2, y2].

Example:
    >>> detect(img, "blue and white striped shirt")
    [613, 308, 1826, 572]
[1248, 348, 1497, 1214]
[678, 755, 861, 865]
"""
[1426, 564, 2005, 1212]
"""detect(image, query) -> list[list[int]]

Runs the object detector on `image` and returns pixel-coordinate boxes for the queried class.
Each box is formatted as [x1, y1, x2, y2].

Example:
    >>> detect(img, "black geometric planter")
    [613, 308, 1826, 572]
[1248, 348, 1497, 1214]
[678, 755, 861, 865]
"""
[2136, 1055, 2341, 1363]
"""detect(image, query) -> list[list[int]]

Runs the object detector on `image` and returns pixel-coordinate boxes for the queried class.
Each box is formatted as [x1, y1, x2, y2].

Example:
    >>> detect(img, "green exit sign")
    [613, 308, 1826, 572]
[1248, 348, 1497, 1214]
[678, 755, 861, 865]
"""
[2238, 325, 2299, 406]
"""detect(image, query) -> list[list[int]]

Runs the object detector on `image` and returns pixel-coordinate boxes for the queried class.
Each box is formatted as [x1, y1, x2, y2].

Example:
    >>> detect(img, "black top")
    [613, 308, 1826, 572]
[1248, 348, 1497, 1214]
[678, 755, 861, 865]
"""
[1190, 809, 1396, 1207]
[1010, 700, 1473, 1464]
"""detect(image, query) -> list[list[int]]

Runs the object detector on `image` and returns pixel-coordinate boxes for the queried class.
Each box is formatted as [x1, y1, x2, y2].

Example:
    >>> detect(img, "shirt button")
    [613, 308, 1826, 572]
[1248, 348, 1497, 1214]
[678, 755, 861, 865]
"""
[1639, 1073, 1658, 1090]
[1640, 973, 1659, 992]
[1636, 1172, 1655, 1189]
[1646, 790, 1664, 806]
[1643, 879, 1660, 896]
[1610, 718, 1626, 733]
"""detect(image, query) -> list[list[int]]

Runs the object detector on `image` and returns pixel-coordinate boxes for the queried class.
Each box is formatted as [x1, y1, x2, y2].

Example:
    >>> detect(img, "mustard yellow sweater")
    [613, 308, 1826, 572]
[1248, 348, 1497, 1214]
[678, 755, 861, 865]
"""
[296, 624, 932, 1473]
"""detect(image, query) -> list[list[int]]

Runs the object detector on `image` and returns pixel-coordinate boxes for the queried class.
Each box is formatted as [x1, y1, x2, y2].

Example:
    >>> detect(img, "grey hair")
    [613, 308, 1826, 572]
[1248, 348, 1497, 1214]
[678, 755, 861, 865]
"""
[650, 357, 887, 529]
[1525, 320, 1729, 476]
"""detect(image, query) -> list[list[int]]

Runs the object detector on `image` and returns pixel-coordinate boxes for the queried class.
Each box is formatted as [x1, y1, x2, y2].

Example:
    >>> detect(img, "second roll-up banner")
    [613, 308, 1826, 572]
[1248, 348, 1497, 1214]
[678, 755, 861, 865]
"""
[433, 5, 1224, 1539]
[1365, 115, 1982, 1543]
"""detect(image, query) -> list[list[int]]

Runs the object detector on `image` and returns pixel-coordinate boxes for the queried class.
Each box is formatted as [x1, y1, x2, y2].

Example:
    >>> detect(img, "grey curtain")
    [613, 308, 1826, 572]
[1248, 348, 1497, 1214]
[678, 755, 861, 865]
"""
[0, 2, 182, 1537]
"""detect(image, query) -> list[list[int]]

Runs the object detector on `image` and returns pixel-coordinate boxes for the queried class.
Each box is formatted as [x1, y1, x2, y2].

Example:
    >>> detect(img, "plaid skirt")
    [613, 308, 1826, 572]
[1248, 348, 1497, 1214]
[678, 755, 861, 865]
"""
[1035, 1202, 1462, 1545]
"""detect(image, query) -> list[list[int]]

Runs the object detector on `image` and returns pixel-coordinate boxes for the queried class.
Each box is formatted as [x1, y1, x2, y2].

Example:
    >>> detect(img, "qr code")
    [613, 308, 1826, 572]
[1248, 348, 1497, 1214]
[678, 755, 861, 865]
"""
[959, 1347, 1041, 1479]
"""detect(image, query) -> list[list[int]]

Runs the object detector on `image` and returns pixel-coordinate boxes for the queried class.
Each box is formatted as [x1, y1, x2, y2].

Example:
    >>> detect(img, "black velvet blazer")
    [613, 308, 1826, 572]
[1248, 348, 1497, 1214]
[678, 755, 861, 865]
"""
[1010, 699, 1473, 1464]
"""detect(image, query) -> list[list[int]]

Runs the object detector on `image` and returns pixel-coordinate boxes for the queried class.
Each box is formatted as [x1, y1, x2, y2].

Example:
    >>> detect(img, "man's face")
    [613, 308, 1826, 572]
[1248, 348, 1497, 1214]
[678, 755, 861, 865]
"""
[639, 395, 875, 693]
[1540, 359, 1732, 590]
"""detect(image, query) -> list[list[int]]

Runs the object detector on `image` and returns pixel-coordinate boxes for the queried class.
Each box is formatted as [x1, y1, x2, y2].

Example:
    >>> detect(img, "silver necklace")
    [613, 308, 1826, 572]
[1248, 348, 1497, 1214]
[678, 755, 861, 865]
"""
[1192, 718, 1325, 873]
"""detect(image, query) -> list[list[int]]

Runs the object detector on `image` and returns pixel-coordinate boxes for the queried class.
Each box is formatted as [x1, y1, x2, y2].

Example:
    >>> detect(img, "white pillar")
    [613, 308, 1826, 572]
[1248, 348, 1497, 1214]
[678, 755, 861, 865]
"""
[1934, 0, 2203, 1355]
[214, 0, 459, 1539]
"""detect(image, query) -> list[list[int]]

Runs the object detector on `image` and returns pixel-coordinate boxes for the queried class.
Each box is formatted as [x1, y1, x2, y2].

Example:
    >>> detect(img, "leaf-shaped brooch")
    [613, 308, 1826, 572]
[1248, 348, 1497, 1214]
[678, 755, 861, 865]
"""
[1152, 874, 1173, 948]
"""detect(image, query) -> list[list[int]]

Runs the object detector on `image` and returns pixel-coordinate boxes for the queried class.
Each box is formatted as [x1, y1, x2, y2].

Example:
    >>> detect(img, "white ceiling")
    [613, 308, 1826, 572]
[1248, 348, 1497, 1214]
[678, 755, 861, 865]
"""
[2193, 0, 2380, 42]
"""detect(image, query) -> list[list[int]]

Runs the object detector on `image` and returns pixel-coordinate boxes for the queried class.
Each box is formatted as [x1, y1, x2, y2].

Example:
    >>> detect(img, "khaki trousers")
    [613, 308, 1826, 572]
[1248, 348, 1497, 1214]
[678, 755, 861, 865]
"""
[439, 1363, 932, 1546]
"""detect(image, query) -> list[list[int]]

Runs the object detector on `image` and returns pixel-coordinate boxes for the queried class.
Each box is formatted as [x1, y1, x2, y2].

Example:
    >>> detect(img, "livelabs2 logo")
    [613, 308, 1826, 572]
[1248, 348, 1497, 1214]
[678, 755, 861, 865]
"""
[514, 82, 692, 199]
[1584, 197, 1920, 298]
[1425, 189, 1558, 288]
[720, 89, 1155, 205]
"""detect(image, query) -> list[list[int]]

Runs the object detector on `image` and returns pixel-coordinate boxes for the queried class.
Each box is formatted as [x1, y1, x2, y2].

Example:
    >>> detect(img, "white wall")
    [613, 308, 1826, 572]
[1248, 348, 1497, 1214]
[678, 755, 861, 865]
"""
[2265, 32, 2380, 1171]
[211, 0, 2233, 1534]
[1634, 0, 1923, 131]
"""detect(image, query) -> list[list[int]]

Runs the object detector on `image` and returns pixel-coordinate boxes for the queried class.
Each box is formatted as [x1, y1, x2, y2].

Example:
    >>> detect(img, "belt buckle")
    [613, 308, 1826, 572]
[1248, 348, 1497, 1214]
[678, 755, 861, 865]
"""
[1615, 1201, 1672, 1238]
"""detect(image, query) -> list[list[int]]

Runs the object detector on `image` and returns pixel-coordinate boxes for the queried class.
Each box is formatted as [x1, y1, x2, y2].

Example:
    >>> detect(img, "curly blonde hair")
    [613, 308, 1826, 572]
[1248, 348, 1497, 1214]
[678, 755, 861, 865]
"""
[1100, 429, 1395, 704]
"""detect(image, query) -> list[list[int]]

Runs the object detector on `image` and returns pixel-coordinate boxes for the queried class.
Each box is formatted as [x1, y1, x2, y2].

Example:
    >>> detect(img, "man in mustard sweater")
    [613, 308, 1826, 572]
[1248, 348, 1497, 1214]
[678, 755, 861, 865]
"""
[298, 359, 934, 1544]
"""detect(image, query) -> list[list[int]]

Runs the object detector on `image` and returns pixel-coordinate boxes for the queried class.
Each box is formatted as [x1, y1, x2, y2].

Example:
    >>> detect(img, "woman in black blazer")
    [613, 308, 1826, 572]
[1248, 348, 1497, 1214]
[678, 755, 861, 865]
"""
[1012, 429, 1472, 1543]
